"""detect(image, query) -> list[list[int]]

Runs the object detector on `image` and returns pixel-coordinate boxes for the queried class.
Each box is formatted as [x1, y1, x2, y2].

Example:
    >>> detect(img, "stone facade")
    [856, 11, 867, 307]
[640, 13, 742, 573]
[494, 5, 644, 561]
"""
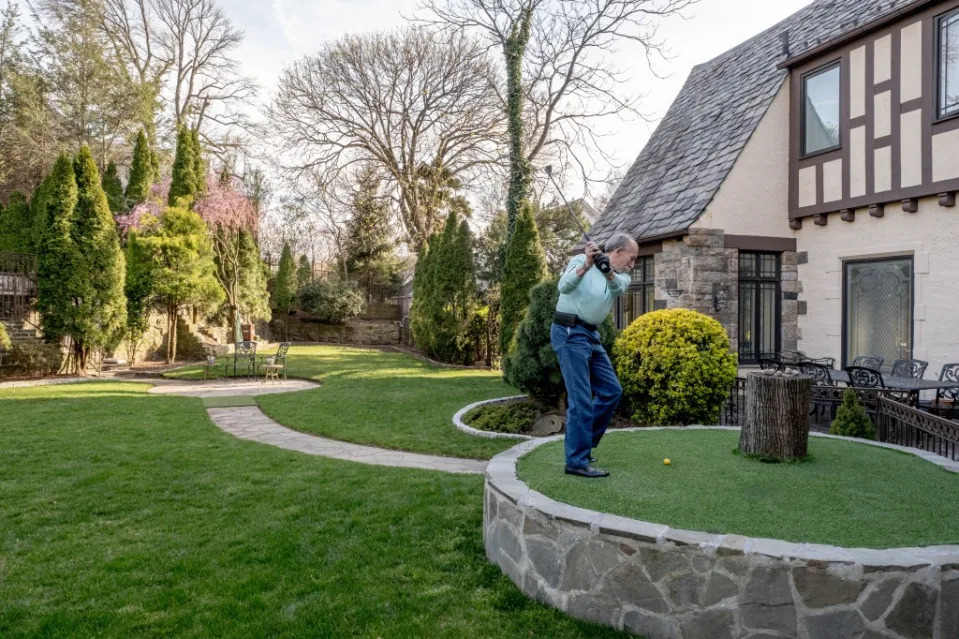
[648, 229, 799, 357]
[277, 316, 400, 346]
[484, 431, 959, 639]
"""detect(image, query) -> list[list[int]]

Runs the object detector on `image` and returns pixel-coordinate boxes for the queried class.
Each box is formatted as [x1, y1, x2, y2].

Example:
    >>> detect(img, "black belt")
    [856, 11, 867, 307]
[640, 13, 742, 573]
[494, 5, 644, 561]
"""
[554, 311, 598, 332]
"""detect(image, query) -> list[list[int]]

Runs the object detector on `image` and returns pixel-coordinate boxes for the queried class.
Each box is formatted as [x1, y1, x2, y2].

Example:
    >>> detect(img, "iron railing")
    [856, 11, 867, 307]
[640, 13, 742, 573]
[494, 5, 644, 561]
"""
[719, 377, 747, 426]
[0, 251, 37, 321]
[876, 396, 959, 462]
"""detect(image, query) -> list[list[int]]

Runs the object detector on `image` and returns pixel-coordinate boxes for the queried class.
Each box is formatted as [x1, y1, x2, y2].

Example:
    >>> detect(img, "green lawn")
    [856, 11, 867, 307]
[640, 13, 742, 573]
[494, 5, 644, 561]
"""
[167, 345, 521, 459]
[0, 382, 624, 638]
[518, 429, 959, 549]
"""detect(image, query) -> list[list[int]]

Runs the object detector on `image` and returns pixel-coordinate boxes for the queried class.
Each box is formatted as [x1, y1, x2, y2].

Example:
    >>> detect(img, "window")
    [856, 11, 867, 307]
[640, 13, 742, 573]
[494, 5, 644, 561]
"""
[802, 63, 841, 155]
[938, 9, 959, 119]
[616, 255, 655, 329]
[843, 258, 913, 369]
[738, 252, 780, 363]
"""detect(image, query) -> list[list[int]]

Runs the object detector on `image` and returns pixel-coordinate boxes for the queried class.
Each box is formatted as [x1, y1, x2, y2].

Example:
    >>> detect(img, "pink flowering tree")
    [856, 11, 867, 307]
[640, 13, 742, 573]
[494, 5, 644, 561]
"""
[193, 175, 270, 341]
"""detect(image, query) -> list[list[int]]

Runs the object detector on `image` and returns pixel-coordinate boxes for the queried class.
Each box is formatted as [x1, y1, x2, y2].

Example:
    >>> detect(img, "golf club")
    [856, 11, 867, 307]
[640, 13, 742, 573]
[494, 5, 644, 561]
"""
[544, 165, 611, 274]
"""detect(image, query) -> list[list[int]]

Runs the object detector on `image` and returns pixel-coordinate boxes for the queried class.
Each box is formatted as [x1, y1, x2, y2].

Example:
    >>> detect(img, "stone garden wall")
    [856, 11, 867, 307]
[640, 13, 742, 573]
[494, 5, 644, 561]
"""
[484, 431, 959, 639]
[273, 316, 400, 346]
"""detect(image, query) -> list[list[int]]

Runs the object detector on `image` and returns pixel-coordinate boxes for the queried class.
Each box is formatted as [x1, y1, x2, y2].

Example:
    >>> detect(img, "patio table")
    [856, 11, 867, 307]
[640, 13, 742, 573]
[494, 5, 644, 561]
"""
[828, 371, 959, 405]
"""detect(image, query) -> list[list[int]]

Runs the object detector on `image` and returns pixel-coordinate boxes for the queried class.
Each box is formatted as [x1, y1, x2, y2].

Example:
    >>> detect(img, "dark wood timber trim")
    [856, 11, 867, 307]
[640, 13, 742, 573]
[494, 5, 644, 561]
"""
[840, 208, 856, 222]
[813, 214, 829, 226]
[902, 198, 919, 212]
[637, 241, 663, 256]
[723, 235, 798, 251]
[869, 203, 886, 217]
[780, 0, 938, 69]
[789, 0, 959, 222]
[939, 192, 956, 206]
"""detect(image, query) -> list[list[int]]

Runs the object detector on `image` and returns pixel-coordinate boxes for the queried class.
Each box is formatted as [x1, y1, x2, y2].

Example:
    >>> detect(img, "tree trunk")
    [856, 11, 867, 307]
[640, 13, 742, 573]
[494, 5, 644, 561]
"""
[166, 299, 178, 364]
[739, 372, 811, 460]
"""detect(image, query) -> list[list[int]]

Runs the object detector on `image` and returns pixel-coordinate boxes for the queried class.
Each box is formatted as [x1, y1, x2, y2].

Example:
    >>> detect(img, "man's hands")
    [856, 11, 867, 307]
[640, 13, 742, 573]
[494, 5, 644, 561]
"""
[576, 241, 600, 278]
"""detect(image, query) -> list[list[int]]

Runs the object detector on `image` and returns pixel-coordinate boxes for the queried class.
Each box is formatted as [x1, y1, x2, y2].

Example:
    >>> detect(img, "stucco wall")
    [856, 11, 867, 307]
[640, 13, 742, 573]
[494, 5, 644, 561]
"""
[795, 196, 959, 375]
[692, 80, 794, 239]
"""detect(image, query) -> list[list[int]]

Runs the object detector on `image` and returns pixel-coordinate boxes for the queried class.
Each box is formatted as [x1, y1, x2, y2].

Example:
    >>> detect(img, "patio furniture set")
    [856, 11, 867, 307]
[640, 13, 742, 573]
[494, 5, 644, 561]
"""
[758, 351, 959, 418]
[203, 342, 291, 384]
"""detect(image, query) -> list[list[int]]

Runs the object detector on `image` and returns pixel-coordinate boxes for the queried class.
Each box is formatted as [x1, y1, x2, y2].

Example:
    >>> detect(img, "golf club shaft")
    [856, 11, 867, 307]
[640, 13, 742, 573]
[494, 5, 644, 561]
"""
[544, 168, 593, 243]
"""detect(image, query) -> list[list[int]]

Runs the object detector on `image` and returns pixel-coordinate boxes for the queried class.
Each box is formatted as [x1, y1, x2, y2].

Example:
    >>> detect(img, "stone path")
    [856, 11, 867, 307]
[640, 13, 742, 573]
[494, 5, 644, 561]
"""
[148, 378, 488, 475]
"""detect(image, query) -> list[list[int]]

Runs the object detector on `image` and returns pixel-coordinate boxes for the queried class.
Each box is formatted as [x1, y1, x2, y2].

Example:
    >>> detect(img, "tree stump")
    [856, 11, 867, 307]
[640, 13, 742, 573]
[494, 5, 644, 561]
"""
[738, 371, 811, 460]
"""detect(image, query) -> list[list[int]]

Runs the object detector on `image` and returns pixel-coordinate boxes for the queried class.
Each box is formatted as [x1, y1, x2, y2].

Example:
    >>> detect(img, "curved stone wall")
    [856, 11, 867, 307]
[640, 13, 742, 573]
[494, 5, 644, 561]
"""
[452, 396, 531, 440]
[484, 430, 959, 639]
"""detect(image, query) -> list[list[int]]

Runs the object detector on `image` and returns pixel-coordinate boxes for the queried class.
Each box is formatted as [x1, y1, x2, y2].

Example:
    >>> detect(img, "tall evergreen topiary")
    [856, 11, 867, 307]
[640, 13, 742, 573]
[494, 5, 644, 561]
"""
[297, 254, 312, 288]
[35, 153, 79, 344]
[101, 161, 125, 213]
[123, 229, 155, 363]
[30, 175, 53, 252]
[426, 212, 477, 364]
[70, 145, 127, 370]
[126, 129, 153, 206]
[830, 389, 876, 439]
[238, 230, 270, 325]
[499, 200, 546, 358]
[410, 238, 435, 353]
[190, 127, 206, 197]
[0, 191, 31, 252]
[168, 125, 197, 206]
[273, 242, 297, 311]
[504, 278, 617, 404]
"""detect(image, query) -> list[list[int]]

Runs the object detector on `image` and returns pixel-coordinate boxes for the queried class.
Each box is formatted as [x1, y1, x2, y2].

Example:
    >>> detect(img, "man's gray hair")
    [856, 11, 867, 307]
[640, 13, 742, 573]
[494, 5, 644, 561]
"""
[604, 231, 638, 252]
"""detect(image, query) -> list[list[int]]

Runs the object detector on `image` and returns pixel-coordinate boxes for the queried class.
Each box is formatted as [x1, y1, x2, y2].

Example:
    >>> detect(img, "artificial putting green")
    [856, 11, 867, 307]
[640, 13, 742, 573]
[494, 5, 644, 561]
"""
[517, 429, 959, 549]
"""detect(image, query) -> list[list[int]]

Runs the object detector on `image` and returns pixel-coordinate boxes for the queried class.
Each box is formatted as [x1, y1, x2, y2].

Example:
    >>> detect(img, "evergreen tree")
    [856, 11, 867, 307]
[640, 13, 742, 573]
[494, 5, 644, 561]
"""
[273, 242, 297, 316]
[410, 236, 436, 353]
[35, 153, 79, 344]
[126, 129, 153, 206]
[70, 145, 127, 370]
[499, 200, 547, 358]
[297, 254, 312, 288]
[123, 229, 155, 363]
[29, 175, 53, 251]
[830, 389, 876, 439]
[101, 161, 125, 213]
[168, 125, 197, 206]
[0, 192, 31, 252]
[237, 230, 270, 325]
[138, 205, 223, 363]
[190, 127, 207, 197]
[344, 168, 399, 288]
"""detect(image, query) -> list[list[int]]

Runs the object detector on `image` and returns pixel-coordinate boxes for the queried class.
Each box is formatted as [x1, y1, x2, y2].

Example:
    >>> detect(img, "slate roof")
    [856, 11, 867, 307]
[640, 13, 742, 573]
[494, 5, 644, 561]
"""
[589, 0, 921, 243]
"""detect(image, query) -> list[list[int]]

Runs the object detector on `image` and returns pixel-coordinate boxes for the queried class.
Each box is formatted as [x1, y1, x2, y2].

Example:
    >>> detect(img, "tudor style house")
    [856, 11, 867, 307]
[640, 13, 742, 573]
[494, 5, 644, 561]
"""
[591, 0, 959, 374]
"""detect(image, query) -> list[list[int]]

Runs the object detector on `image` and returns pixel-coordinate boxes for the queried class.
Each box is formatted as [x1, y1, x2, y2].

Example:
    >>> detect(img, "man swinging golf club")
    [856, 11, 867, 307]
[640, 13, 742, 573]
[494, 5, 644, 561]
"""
[551, 232, 638, 477]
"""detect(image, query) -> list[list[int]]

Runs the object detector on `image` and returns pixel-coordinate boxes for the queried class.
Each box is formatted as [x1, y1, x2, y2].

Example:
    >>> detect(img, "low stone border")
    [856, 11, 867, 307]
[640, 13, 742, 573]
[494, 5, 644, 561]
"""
[452, 395, 532, 440]
[484, 427, 959, 638]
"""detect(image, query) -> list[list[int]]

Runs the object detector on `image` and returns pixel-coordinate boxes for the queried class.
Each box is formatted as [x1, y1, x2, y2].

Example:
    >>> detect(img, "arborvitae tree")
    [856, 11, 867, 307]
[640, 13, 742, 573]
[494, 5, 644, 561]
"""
[29, 175, 53, 251]
[410, 236, 436, 353]
[35, 153, 79, 345]
[297, 254, 312, 288]
[138, 205, 223, 363]
[190, 127, 206, 197]
[101, 161, 125, 213]
[123, 229, 155, 363]
[272, 242, 297, 336]
[126, 129, 153, 206]
[168, 125, 197, 206]
[830, 389, 876, 439]
[0, 192, 31, 252]
[237, 230, 270, 326]
[499, 200, 547, 358]
[70, 145, 127, 370]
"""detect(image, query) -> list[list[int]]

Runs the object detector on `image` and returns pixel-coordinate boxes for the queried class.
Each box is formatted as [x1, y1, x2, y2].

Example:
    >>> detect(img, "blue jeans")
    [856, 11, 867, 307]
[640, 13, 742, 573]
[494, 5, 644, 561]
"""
[550, 323, 623, 469]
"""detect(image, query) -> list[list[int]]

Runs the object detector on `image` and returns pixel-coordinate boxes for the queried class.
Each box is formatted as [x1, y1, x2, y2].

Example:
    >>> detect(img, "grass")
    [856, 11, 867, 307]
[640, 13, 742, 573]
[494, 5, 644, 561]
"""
[167, 345, 521, 460]
[0, 382, 625, 638]
[517, 429, 959, 549]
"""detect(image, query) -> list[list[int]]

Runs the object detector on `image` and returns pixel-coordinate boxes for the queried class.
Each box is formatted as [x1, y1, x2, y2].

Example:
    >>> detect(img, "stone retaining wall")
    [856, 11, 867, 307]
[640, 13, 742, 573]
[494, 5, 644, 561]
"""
[484, 430, 959, 639]
[276, 317, 400, 345]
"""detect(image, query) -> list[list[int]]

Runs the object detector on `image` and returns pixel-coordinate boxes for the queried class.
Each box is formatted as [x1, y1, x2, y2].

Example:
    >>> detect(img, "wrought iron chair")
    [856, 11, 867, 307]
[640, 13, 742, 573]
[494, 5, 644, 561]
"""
[232, 341, 257, 379]
[890, 358, 928, 379]
[852, 355, 884, 370]
[780, 350, 836, 368]
[798, 362, 835, 386]
[930, 363, 959, 419]
[259, 342, 291, 380]
[845, 365, 885, 389]
[758, 358, 784, 372]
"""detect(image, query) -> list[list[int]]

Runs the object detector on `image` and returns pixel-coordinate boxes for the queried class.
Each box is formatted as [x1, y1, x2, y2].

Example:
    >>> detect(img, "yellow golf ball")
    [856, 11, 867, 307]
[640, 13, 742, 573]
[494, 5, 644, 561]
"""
[663, 458, 671, 466]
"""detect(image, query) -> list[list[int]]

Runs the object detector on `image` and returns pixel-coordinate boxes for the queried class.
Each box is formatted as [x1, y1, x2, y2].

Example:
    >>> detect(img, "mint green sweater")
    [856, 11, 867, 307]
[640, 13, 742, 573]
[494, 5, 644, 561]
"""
[555, 255, 631, 326]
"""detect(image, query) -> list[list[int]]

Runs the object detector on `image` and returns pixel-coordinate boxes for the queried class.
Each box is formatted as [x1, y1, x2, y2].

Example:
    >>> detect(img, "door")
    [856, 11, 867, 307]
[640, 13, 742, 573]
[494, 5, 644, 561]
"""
[738, 252, 781, 363]
[843, 257, 914, 368]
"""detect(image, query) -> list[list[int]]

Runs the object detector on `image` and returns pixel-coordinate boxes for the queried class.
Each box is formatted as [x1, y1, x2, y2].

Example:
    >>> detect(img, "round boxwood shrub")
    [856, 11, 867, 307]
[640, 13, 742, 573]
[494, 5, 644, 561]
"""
[613, 308, 737, 425]
[503, 277, 617, 406]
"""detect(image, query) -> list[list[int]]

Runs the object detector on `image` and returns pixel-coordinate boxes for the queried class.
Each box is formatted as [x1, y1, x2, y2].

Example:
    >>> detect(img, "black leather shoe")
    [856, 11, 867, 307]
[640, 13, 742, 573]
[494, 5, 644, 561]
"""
[588, 455, 598, 463]
[564, 466, 610, 478]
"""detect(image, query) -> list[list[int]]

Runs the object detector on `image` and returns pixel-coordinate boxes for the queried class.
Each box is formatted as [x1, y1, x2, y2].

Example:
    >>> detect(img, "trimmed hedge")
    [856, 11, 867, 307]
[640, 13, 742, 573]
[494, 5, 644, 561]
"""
[830, 389, 876, 439]
[613, 308, 737, 425]
[1, 341, 64, 377]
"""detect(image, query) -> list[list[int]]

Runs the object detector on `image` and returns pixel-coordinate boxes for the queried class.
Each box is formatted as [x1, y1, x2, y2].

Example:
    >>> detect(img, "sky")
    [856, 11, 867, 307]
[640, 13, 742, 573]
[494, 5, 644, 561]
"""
[228, 0, 815, 194]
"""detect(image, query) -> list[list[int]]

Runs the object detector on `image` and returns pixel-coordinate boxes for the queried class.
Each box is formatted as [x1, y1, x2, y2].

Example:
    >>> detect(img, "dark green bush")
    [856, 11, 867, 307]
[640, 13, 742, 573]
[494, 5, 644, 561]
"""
[503, 277, 616, 406]
[830, 389, 876, 439]
[1, 341, 63, 377]
[298, 278, 364, 324]
[613, 308, 737, 425]
[463, 400, 539, 434]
